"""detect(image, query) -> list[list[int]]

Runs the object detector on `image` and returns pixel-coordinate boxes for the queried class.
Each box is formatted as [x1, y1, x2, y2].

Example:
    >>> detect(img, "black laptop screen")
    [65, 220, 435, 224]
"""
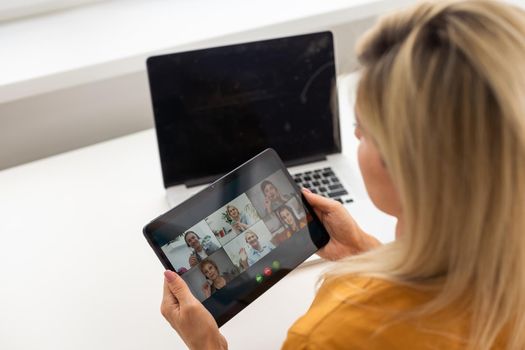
[147, 31, 341, 187]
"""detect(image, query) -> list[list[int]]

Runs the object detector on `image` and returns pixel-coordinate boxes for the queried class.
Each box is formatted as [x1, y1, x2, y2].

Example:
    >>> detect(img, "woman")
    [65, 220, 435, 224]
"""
[184, 231, 219, 267]
[260, 180, 291, 215]
[278, 205, 306, 234]
[161, 1, 525, 349]
[199, 259, 235, 298]
[271, 204, 308, 245]
[226, 204, 253, 234]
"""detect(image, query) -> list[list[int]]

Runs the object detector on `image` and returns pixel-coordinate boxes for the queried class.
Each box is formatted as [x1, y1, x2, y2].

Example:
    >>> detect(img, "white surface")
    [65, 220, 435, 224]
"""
[0, 0, 103, 22]
[0, 0, 415, 104]
[0, 79, 395, 349]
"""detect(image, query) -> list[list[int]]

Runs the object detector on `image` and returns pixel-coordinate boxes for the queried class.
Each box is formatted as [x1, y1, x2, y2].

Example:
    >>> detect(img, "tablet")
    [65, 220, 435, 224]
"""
[143, 149, 329, 326]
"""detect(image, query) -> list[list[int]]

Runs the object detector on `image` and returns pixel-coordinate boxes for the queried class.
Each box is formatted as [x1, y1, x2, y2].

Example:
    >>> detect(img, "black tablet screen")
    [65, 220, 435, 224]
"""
[143, 149, 329, 326]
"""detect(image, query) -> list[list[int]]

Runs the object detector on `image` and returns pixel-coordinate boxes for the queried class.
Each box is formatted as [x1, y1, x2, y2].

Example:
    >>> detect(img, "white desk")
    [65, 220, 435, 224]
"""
[0, 74, 395, 349]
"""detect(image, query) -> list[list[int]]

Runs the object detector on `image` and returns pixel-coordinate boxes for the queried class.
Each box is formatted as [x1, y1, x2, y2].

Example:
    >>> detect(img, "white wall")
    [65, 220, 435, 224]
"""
[0, 16, 376, 170]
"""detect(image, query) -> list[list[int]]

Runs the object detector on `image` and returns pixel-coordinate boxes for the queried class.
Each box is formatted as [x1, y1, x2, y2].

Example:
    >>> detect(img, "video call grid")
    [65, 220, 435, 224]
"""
[161, 169, 310, 301]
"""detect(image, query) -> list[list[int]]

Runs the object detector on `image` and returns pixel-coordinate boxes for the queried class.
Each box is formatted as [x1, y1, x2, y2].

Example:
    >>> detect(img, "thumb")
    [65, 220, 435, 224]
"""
[301, 188, 338, 212]
[164, 270, 194, 304]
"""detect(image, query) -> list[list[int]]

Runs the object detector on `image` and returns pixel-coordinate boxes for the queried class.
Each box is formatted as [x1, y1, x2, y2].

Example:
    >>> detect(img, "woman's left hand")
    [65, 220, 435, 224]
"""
[161, 270, 228, 350]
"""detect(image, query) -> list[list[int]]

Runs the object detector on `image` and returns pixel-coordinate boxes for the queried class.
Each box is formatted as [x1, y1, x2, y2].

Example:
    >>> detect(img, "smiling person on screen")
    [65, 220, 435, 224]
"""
[237, 230, 275, 269]
[184, 231, 219, 267]
[226, 204, 253, 234]
[199, 259, 235, 298]
[260, 180, 291, 215]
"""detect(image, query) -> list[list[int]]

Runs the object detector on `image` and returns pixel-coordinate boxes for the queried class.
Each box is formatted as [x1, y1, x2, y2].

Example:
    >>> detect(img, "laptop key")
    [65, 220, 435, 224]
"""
[328, 189, 348, 198]
[328, 184, 344, 191]
[294, 168, 351, 201]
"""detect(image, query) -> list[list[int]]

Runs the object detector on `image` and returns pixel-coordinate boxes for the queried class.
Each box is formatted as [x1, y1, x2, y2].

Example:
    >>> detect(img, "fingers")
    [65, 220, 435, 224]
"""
[264, 199, 271, 212]
[301, 188, 341, 212]
[164, 270, 193, 305]
[162, 277, 177, 306]
[161, 275, 179, 322]
[203, 284, 211, 298]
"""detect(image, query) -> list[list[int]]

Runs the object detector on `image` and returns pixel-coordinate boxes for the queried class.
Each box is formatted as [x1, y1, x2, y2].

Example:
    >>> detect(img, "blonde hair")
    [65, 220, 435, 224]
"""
[327, 1, 525, 349]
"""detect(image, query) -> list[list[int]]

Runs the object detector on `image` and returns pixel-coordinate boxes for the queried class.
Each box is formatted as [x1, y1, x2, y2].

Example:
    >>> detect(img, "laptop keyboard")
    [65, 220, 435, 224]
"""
[292, 167, 354, 204]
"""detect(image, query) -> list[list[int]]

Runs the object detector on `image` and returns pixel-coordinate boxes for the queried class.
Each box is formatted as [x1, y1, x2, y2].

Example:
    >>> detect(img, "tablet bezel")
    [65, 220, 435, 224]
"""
[143, 148, 329, 326]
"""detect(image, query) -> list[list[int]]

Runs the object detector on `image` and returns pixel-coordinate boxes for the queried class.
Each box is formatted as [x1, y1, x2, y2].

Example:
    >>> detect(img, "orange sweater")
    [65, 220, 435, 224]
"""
[282, 276, 507, 349]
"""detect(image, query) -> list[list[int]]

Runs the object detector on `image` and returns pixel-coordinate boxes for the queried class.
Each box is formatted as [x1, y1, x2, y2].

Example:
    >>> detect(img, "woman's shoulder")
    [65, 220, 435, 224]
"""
[286, 275, 425, 331]
[282, 275, 472, 350]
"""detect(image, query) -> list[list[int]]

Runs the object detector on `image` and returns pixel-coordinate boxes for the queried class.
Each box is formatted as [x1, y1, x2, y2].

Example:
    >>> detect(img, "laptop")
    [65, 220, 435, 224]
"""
[146, 31, 366, 211]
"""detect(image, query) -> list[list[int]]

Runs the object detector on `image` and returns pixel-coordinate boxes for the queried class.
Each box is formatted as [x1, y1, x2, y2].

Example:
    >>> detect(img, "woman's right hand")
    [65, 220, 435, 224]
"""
[188, 255, 198, 267]
[302, 188, 381, 260]
[264, 197, 272, 215]
[162, 271, 227, 350]
[202, 282, 211, 298]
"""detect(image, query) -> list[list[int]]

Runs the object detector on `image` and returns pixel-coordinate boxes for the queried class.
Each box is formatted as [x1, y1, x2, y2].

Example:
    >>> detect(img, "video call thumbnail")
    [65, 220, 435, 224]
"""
[222, 220, 275, 272]
[181, 248, 240, 302]
[205, 193, 261, 246]
[159, 169, 313, 302]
